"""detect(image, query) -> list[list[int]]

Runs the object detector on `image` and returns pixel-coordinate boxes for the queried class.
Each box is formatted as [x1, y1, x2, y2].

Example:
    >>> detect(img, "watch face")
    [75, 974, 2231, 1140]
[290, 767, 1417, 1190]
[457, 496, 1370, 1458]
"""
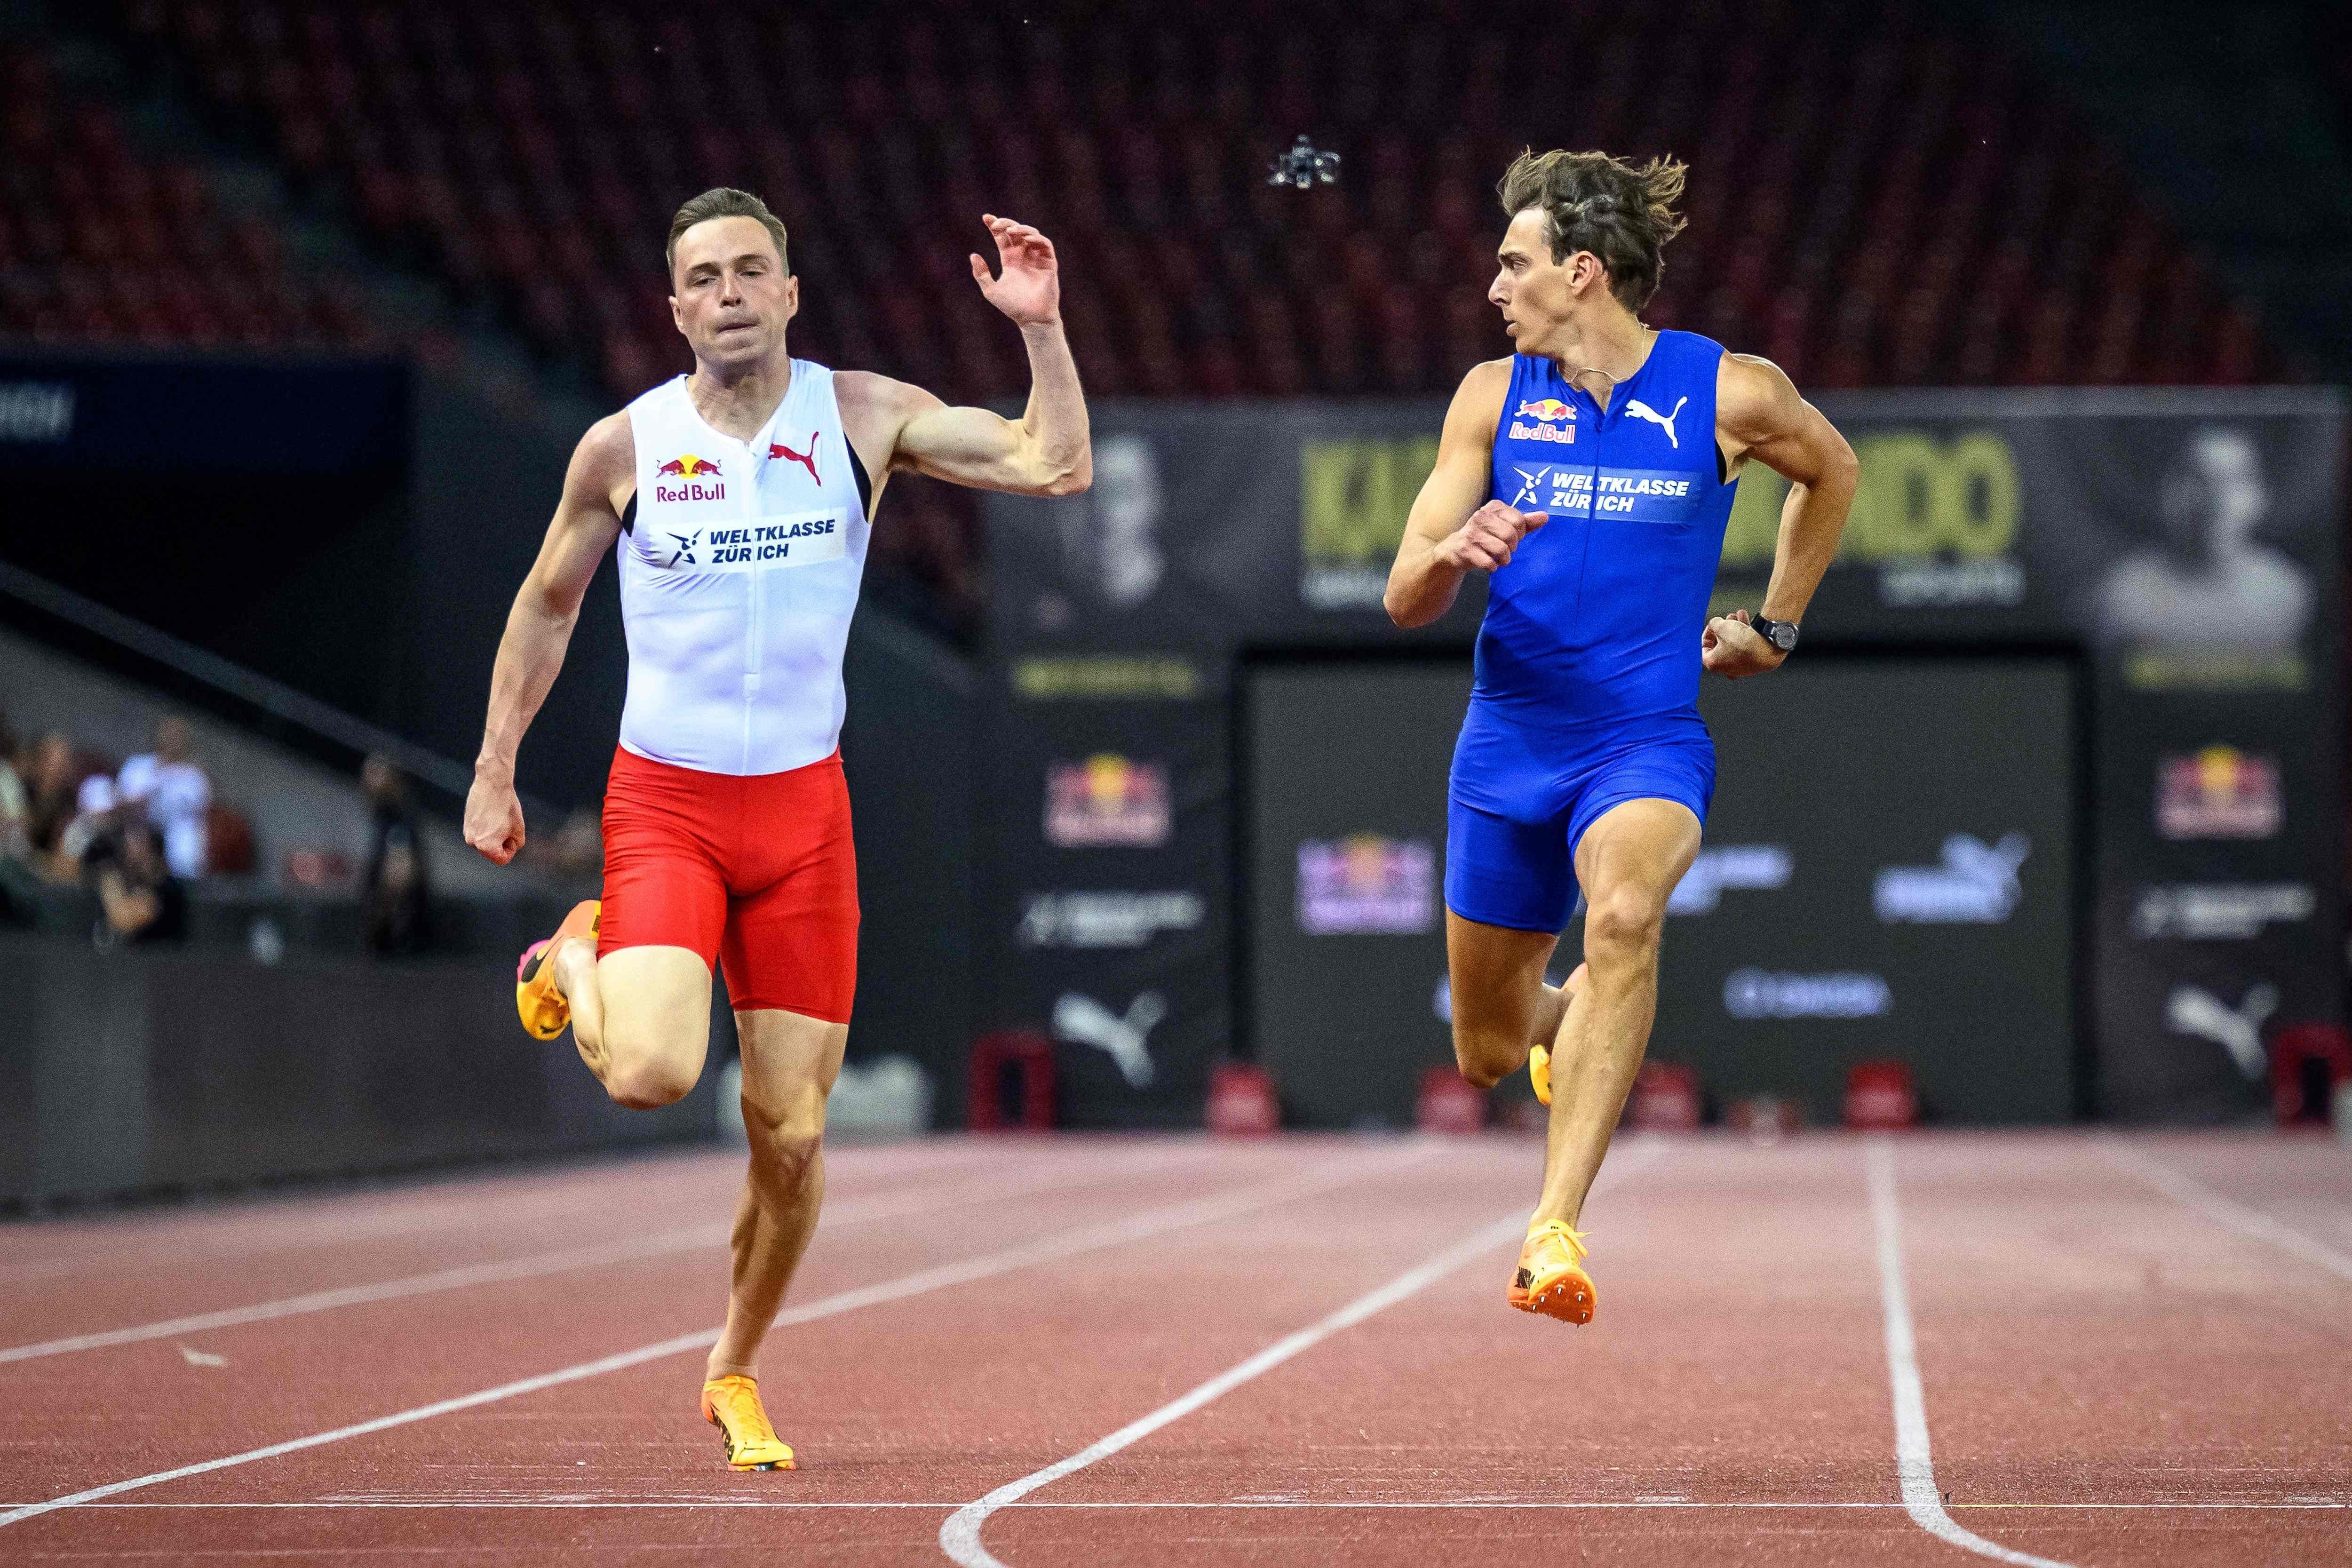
[1767, 622, 1796, 651]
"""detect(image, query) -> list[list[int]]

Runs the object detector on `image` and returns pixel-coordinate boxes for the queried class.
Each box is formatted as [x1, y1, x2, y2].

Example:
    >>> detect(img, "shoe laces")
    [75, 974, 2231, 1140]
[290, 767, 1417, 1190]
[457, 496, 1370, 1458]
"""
[1526, 1220, 1589, 1263]
[709, 1377, 778, 1444]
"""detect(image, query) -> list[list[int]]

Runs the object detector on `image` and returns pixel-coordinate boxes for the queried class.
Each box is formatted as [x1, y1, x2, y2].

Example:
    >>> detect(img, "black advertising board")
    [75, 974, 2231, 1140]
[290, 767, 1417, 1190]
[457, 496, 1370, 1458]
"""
[1245, 658, 2078, 1129]
[988, 389, 2339, 657]
[985, 388, 2343, 1124]
[1676, 658, 2079, 1124]
[1246, 663, 1470, 1129]
[978, 658, 1230, 1129]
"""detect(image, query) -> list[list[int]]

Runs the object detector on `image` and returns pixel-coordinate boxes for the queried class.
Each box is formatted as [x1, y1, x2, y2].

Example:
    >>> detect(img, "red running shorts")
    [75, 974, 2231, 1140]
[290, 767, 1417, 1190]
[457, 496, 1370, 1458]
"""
[597, 744, 859, 1022]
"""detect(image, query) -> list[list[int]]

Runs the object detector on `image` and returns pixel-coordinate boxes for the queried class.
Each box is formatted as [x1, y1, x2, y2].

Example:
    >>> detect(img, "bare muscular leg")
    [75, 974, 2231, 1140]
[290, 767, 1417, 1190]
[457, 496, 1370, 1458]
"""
[1529, 798, 1700, 1227]
[704, 1007, 846, 1383]
[552, 940, 711, 1108]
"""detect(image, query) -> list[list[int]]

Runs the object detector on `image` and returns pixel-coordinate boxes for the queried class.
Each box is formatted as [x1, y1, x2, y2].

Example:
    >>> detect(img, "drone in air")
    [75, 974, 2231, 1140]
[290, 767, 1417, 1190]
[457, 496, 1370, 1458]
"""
[1268, 136, 1341, 189]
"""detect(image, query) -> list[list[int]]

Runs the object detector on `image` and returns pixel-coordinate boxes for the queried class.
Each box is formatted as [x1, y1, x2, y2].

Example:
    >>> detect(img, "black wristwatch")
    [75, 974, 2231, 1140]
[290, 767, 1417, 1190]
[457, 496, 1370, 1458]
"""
[1751, 615, 1799, 655]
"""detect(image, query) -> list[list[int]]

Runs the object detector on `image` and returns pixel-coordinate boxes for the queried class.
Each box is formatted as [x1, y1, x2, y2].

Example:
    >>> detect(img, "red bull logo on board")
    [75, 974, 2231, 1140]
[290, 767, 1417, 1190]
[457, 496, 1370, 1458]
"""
[1508, 398, 1576, 446]
[2156, 746, 2280, 840]
[652, 453, 726, 502]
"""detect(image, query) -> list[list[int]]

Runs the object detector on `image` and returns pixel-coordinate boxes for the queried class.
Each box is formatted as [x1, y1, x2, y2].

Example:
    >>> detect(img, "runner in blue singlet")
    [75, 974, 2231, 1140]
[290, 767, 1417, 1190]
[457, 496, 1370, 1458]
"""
[1385, 149, 1859, 1325]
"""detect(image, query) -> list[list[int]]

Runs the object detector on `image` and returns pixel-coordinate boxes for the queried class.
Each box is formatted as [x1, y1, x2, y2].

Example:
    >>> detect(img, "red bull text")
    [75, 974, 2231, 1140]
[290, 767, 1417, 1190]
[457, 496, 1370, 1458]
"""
[1508, 398, 1575, 446]
[653, 454, 726, 502]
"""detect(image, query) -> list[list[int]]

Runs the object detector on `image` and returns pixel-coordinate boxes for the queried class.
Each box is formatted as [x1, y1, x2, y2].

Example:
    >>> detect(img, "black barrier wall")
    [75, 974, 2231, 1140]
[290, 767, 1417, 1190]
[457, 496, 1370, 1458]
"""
[987, 389, 2344, 1124]
[0, 935, 717, 1207]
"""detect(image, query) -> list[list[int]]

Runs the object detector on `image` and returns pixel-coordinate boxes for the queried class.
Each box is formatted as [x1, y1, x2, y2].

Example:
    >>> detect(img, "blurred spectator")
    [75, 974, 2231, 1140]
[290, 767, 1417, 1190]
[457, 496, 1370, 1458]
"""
[24, 731, 80, 866]
[362, 754, 431, 955]
[0, 708, 24, 849]
[0, 710, 33, 923]
[91, 822, 187, 947]
[118, 717, 212, 877]
[56, 773, 124, 881]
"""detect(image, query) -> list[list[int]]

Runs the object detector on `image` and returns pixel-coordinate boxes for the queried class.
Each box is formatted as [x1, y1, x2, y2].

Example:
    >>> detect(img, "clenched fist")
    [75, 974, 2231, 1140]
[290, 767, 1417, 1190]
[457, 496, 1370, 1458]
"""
[1700, 608, 1787, 680]
[465, 772, 527, 865]
[1435, 501, 1547, 573]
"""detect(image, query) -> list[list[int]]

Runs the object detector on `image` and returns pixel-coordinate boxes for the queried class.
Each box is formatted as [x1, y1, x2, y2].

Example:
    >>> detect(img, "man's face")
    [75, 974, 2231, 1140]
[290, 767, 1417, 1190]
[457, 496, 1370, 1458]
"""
[2157, 428, 2267, 563]
[1490, 208, 1589, 359]
[669, 216, 798, 370]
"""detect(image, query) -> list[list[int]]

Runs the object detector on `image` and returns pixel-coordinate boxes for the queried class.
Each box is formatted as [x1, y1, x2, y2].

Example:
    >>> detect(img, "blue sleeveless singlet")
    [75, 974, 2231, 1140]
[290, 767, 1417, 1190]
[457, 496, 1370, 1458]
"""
[1443, 330, 1738, 932]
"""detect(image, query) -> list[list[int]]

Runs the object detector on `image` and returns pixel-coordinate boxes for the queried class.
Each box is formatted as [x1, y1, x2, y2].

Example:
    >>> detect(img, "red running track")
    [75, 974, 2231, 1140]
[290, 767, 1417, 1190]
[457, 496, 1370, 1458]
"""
[0, 1130, 2346, 1566]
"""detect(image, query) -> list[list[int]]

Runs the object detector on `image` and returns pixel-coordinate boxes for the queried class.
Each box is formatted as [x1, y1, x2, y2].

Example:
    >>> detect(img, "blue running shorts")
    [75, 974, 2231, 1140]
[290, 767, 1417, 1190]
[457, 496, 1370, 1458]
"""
[1445, 732, 1716, 934]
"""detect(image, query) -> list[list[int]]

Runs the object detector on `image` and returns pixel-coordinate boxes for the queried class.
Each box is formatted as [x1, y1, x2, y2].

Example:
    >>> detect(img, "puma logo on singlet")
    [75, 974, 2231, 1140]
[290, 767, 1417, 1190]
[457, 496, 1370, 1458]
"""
[1624, 395, 1688, 448]
[769, 434, 819, 485]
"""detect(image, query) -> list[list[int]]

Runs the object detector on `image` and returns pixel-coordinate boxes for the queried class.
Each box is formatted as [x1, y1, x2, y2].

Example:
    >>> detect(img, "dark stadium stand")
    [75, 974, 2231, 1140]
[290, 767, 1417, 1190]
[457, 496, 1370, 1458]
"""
[0, 45, 373, 349]
[6, 2, 2306, 639]
[101, 0, 2274, 405]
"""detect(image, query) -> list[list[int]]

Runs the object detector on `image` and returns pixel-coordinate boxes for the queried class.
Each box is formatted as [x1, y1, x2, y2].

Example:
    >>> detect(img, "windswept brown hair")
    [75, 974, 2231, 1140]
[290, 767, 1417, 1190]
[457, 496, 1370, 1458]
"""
[665, 187, 791, 281]
[1497, 149, 1689, 312]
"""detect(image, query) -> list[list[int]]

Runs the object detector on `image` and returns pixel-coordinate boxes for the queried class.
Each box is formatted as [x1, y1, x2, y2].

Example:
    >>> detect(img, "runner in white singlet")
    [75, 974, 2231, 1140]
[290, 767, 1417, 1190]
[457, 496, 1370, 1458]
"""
[462, 188, 1090, 1471]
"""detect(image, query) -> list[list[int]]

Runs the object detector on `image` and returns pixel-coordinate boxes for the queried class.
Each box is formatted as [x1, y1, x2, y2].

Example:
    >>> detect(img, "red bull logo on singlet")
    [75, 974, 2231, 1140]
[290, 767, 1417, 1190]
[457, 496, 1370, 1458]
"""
[652, 453, 726, 503]
[1508, 398, 1576, 446]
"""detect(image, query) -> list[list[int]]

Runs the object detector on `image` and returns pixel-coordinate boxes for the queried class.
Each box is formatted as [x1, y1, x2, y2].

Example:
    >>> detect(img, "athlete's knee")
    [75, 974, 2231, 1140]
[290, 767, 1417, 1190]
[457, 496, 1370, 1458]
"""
[739, 1089, 825, 1187]
[1451, 1020, 1518, 1090]
[1585, 883, 1669, 963]
[601, 1035, 700, 1109]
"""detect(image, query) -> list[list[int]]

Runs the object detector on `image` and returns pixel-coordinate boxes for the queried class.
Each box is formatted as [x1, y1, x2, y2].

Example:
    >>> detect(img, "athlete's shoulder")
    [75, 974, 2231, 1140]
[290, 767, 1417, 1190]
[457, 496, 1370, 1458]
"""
[1444, 357, 1514, 437]
[1714, 352, 1804, 437]
[573, 408, 635, 480]
[833, 367, 936, 421]
[1457, 356, 1515, 394]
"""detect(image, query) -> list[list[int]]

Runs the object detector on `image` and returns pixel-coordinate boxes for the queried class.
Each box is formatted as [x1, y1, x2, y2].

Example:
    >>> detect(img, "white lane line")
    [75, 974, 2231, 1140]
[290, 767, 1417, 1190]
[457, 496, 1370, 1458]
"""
[2096, 1140, 2352, 1288]
[1866, 1138, 2079, 1568]
[0, 1147, 1423, 1531]
[0, 1146, 1215, 1365]
[939, 1138, 1664, 1568]
[3, 1499, 2344, 1511]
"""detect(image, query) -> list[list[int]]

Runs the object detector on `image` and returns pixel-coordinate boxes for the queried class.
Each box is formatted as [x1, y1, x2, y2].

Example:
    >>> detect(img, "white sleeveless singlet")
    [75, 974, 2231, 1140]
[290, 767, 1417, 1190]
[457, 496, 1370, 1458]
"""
[617, 363, 871, 777]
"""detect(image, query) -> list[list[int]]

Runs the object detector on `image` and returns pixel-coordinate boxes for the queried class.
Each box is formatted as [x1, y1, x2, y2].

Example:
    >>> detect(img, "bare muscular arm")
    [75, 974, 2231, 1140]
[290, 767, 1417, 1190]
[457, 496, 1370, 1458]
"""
[1385, 359, 1544, 629]
[1702, 353, 1860, 678]
[463, 413, 631, 864]
[836, 215, 1090, 501]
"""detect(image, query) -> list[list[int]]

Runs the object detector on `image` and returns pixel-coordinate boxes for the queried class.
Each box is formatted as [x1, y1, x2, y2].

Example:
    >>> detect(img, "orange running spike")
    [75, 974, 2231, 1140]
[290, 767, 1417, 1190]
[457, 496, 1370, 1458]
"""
[1507, 1220, 1596, 1324]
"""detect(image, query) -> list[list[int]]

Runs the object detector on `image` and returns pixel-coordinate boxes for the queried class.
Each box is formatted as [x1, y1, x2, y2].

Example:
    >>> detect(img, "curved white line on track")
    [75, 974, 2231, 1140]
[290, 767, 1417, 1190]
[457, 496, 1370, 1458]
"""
[939, 1138, 1664, 1568]
[1866, 1138, 2079, 1568]
[0, 1146, 1218, 1365]
[0, 1146, 1425, 1531]
[2095, 1139, 2352, 1287]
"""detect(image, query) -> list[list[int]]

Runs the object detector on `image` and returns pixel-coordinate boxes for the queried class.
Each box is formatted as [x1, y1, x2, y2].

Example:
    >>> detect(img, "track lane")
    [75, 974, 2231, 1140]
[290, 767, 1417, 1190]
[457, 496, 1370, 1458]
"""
[0, 1140, 1106, 1342]
[6, 1132, 2344, 1566]
[0, 1140, 1515, 1562]
[0, 1143, 1222, 1365]
[0, 1139, 1442, 1548]
[0, 1140, 1327, 1516]
[975, 1136, 1921, 1567]
[1888, 1134, 2352, 1568]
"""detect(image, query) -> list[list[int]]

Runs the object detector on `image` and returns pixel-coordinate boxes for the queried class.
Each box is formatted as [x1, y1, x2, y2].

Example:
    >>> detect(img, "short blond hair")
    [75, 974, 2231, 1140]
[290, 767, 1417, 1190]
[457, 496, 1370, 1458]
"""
[665, 188, 790, 281]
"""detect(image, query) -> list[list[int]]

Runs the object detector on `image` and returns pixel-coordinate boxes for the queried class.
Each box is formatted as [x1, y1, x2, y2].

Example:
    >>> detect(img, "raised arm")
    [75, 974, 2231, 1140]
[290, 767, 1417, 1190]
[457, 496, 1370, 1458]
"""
[838, 215, 1090, 499]
[1385, 359, 1540, 629]
[1701, 353, 1860, 679]
[463, 414, 631, 864]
